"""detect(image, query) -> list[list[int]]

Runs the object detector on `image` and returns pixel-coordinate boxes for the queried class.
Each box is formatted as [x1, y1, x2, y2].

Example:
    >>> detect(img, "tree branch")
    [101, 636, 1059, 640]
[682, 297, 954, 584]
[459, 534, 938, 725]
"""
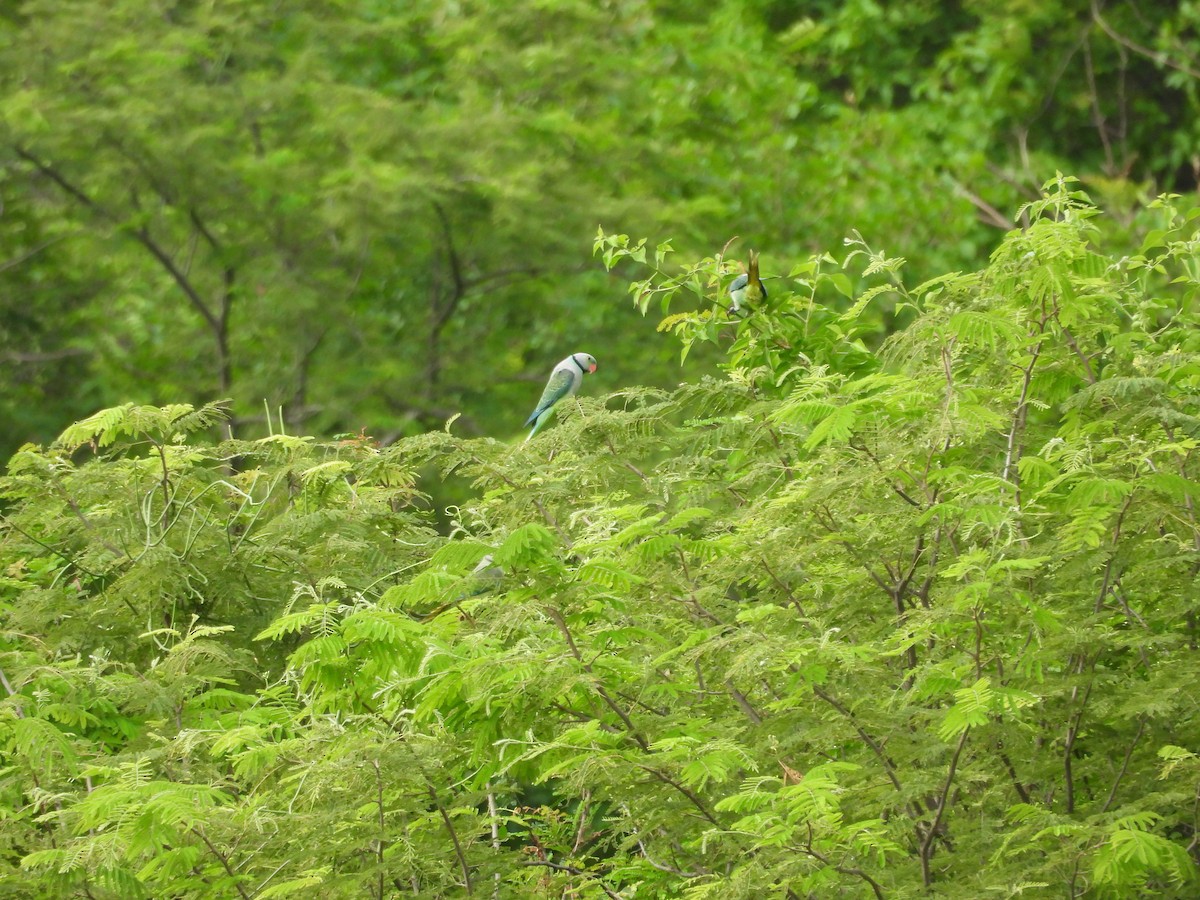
[0, 348, 90, 365]
[191, 827, 251, 900]
[546, 605, 649, 750]
[948, 177, 1012, 230]
[1101, 715, 1147, 813]
[811, 685, 903, 792]
[519, 861, 622, 900]
[1002, 317, 1048, 507]
[14, 146, 231, 391]
[760, 555, 809, 619]
[431, 201, 466, 330]
[919, 727, 970, 887]
[1063, 663, 1096, 815]
[425, 778, 474, 895]
[725, 680, 764, 725]
[1091, 1, 1200, 81]
[0, 665, 25, 718]
[800, 827, 887, 900]
[0, 237, 65, 275]
[373, 759, 386, 900]
[634, 764, 724, 828]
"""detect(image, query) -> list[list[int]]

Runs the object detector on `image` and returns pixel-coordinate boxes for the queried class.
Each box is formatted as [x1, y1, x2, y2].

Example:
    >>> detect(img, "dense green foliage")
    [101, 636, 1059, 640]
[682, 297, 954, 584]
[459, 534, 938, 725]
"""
[3, 0, 1200, 454]
[6, 0, 1200, 895]
[4, 181, 1200, 897]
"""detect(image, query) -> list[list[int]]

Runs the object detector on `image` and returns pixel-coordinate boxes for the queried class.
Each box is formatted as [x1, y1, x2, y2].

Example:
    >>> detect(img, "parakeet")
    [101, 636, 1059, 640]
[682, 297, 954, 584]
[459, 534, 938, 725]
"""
[524, 352, 598, 441]
[728, 250, 766, 316]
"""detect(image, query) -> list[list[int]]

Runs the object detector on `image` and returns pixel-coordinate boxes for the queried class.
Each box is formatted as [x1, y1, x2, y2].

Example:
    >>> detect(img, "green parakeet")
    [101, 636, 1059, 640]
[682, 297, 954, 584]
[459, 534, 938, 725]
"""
[728, 250, 766, 316]
[524, 352, 597, 440]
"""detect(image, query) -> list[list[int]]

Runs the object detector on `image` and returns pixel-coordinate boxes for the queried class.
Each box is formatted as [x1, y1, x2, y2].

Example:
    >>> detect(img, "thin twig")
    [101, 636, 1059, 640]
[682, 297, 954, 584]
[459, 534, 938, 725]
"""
[1101, 715, 1147, 812]
[760, 556, 809, 619]
[634, 764, 723, 828]
[1082, 36, 1116, 174]
[0, 347, 90, 364]
[191, 828, 251, 900]
[1002, 337, 1045, 507]
[1059, 325, 1097, 384]
[519, 861, 622, 900]
[1064, 668, 1095, 815]
[801, 828, 887, 900]
[425, 779, 473, 895]
[546, 606, 649, 750]
[1091, 0, 1200, 80]
[0, 237, 64, 274]
[635, 836, 704, 877]
[725, 681, 764, 724]
[948, 178, 1012, 230]
[919, 727, 970, 887]
[811, 686, 903, 792]
[373, 759, 386, 900]
[14, 146, 232, 390]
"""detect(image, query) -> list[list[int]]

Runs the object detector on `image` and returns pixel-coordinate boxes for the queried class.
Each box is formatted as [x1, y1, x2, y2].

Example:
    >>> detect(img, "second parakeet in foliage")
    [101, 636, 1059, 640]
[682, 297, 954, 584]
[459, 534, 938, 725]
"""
[728, 250, 766, 316]
[524, 352, 598, 441]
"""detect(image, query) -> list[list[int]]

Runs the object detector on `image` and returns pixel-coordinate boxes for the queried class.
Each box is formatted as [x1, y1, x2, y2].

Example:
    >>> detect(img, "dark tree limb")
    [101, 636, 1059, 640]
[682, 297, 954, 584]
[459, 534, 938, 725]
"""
[1091, 1, 1200, 81]
[799, 825, 887, 900]
[519, 861, 622, 900]
[1063, 666, 1095, 815]
[546, 605, 649, 750]
[919, 727, 970, 887]
[811, 686, 903, 793]
[191, 828, 251, 900]
[1101, 715, 1147, 813]
[14, 146, 233, 393]
[634, 764, 723, 828]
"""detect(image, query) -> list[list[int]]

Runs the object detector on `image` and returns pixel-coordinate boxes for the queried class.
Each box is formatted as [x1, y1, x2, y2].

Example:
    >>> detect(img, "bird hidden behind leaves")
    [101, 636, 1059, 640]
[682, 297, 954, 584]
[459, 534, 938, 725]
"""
[728, 249, 766, 316]
[524, 352, 598, 441]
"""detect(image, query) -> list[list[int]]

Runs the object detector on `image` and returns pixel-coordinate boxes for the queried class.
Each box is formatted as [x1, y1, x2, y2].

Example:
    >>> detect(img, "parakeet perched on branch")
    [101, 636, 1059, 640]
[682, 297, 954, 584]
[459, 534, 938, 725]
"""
[524, 352, 597, 441]
[728, 250, 766, 316]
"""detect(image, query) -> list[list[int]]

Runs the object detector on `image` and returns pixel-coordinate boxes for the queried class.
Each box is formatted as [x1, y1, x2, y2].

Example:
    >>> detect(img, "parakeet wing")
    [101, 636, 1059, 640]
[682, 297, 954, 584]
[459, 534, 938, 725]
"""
[728, 273, 749, 313]
[524, 367, 577, 427]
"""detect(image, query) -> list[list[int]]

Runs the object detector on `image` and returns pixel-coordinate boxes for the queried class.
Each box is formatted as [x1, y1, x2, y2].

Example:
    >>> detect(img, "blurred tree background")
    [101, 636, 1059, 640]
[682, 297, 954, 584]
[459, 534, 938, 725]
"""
[2, 0, 1196, 456]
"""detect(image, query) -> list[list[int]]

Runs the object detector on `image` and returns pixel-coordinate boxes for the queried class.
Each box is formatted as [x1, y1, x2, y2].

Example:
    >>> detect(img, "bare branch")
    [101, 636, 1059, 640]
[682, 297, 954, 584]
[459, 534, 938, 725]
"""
[425, 779, 474, 895]
[0, 348, 90, 365]
[811, 685, 903, 792]
[14, 146, 231, 390]
[546, 605, 649, 750]
[1102, 715, 1147, 813]
[519, 861, 622, 900]
[948, 178, 1012, 230]
[800, 828, 887, 900]
[919, 727, 970, 887]
[634, 763, 724, 828]
[0, 237, 65, 274]
[191, 828, 251, 900]
[1091, 1, 1200, 81]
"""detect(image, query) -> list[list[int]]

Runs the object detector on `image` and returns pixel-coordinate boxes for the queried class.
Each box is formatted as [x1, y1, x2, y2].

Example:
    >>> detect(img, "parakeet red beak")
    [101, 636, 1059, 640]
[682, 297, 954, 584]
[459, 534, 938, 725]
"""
[589, 363, 597, 373]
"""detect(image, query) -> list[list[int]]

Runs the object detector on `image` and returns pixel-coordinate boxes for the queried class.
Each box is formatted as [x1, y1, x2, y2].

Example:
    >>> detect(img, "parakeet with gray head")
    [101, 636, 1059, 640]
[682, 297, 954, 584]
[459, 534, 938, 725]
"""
[728, 250, 766, 316]
[524, 352, 597, 441]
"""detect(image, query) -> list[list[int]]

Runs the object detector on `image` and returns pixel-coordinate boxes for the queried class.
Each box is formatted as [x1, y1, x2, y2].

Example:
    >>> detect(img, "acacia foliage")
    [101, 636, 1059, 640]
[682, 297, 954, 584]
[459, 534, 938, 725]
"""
[3, 181, 1200, 897]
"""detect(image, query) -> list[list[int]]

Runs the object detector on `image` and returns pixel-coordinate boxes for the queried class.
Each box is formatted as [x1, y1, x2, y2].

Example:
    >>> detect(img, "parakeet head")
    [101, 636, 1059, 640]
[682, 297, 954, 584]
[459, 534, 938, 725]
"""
[571, 353, 598, 374]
